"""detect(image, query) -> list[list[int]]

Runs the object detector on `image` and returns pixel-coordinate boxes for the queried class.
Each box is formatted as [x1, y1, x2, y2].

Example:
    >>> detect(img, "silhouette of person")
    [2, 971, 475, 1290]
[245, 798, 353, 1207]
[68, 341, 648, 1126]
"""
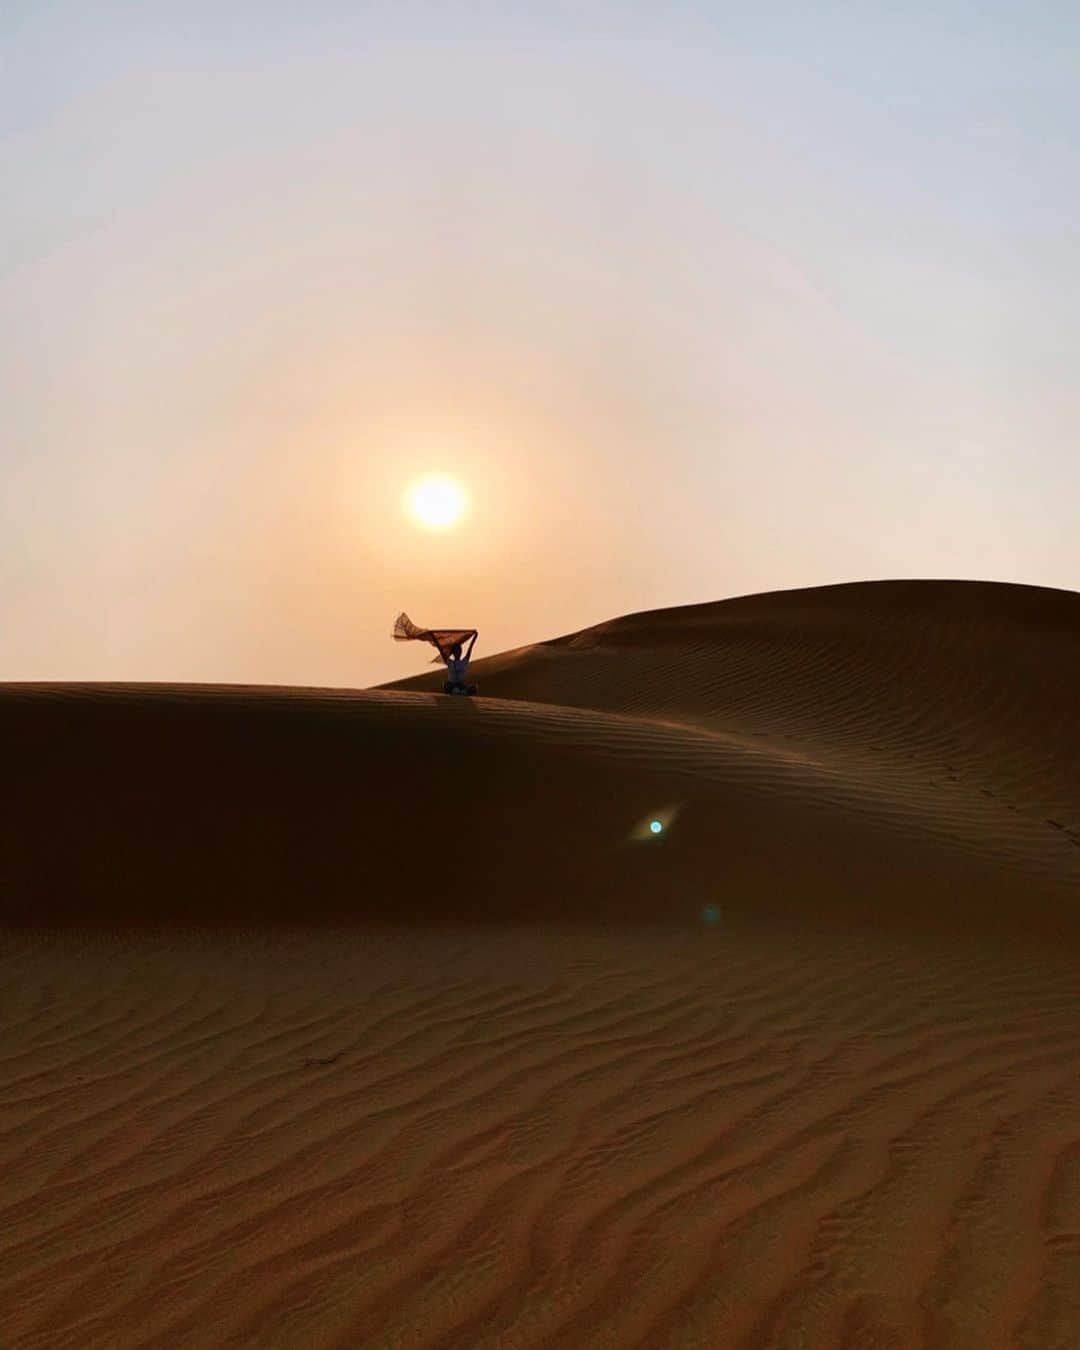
[436, 633, 478, 695]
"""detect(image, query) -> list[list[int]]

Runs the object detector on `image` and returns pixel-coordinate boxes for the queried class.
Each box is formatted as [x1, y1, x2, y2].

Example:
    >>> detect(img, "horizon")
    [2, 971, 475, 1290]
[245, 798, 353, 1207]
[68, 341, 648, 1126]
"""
[4, 2, 1079, 688]
[4, 572, 1077, 693]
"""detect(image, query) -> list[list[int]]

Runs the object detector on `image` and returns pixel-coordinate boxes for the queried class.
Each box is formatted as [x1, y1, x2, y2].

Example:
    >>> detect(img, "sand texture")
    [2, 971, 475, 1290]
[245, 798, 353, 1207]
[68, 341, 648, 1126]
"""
[2, 579, 1079, 1348]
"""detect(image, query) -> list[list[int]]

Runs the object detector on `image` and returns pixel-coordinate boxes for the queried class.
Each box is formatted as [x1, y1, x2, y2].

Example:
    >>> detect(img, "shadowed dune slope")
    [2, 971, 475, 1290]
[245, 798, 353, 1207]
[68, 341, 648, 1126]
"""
[2, 581, 1079, 935]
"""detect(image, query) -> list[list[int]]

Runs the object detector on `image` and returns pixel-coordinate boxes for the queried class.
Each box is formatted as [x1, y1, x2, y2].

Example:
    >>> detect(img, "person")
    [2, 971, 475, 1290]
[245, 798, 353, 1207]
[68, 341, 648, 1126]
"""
[437, 632, 478, 695]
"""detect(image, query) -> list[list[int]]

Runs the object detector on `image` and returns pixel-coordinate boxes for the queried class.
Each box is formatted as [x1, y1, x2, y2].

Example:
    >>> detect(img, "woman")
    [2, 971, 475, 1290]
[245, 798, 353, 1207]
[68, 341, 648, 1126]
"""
[437, 632, 478, 696]
[391, 613, 479, 694]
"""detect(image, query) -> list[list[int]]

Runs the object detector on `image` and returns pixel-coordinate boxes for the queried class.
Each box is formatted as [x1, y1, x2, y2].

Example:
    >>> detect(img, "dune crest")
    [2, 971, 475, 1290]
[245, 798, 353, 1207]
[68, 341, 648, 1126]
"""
[11, 581, 1067, 933]
[390, 578, 1080, 842]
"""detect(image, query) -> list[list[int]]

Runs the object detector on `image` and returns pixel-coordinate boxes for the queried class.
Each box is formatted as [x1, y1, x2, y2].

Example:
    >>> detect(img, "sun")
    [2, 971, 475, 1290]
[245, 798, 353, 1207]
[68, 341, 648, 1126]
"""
[405, 474, 468, 530]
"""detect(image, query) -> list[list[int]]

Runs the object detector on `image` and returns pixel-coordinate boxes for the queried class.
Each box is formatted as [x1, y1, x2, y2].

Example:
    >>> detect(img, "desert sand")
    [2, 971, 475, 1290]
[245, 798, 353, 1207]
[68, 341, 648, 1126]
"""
[1, 579, 1079, 1348]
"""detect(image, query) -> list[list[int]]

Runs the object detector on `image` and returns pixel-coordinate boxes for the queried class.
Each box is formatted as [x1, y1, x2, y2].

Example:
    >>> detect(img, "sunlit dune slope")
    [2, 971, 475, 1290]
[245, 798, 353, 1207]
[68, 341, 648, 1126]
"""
[2, 581, 1078, 935]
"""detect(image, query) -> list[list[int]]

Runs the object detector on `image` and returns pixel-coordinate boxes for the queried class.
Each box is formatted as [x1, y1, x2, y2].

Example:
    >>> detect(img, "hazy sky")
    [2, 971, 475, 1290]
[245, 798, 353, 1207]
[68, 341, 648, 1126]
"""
[3, 1, 1078, 686]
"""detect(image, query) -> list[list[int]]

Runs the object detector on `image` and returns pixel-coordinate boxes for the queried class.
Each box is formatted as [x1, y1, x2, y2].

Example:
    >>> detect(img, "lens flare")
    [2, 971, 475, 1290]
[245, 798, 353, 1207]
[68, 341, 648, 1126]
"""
[631, 805, 680, 843]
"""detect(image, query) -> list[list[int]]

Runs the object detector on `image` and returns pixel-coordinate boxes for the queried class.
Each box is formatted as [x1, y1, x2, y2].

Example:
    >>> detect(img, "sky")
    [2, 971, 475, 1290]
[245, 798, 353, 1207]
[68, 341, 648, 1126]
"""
[3, 1, 1078, 686]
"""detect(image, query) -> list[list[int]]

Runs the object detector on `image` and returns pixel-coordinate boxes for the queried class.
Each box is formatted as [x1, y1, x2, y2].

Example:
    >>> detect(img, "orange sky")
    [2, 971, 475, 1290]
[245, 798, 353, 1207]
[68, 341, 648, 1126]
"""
[3, 4, 1078, 686]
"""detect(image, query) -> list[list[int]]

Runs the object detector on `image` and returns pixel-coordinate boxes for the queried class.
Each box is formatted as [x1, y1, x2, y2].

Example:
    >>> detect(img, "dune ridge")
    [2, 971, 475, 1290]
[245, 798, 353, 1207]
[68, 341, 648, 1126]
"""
[389, 578, 1080, 841]
[3, 578, 1075, 935]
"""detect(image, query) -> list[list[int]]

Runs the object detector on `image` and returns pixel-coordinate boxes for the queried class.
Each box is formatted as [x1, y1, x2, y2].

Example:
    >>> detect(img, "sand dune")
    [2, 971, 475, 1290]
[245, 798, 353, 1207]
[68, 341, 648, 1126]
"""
[2, 579, 1079, 1348]
[4, 582, 1080, 935]
[389, 578, 1080, 844]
